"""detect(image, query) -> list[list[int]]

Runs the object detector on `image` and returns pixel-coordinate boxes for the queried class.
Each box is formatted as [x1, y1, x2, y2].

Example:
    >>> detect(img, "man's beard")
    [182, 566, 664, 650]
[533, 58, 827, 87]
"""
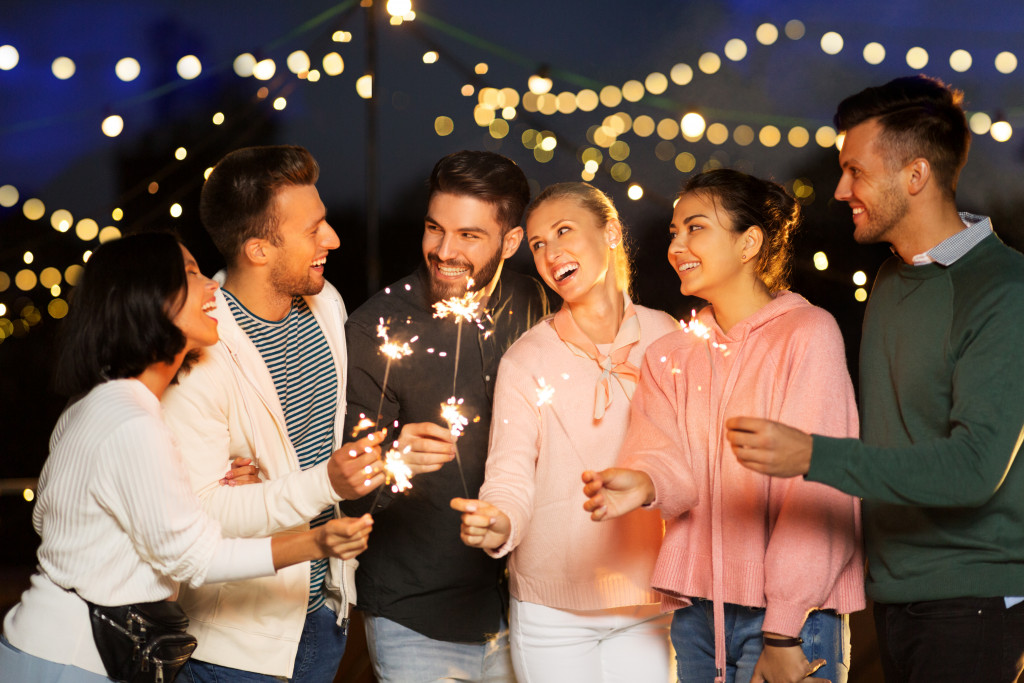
[270, 260, 325, 299]
[426, 248, 502, 303]
[854, 176, 909, 246]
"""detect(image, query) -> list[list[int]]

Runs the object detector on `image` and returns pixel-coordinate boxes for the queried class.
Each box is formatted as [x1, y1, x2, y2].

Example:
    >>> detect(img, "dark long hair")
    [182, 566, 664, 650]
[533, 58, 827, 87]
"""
[55, 232, 188, 397]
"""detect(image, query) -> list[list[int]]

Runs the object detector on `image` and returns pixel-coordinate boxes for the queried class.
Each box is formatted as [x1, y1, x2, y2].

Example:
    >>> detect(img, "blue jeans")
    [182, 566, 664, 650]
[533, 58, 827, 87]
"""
[182, 604, 347, 683]
[672, 599, 849, 683]
[364, 613, 515, 683]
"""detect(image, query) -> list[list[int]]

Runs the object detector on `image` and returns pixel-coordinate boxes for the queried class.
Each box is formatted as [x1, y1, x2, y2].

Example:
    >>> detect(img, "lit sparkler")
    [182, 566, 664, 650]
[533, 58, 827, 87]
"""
[369, 318, 418, 428]
[369, 444, 415, 511]
[681, 310, 728, 354]
[441, 396, 470, 496]
[432, 279, 483, 395]
[351, 415, 375, 438]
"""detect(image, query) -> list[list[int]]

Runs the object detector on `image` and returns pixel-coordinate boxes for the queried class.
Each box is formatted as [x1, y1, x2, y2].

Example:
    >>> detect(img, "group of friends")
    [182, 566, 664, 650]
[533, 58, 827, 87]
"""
[1, 74, 1023, 683]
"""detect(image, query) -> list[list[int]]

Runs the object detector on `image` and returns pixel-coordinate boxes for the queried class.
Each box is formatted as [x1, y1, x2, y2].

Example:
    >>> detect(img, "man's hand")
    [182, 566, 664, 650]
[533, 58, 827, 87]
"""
[328, 431, 386, 499]
[726, 417, 814, 478]
[396, 422, 456, 476]
[581, 468, 655, 521]
[751, 636, 828, 683]
[316, 514, 374, 560]
[220, 456, 261, 486]
[450, 498, 511, 550]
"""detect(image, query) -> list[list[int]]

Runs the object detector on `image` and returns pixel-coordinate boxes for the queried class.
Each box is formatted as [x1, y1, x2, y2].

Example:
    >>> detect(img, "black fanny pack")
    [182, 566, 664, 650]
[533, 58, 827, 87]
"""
[85, 599, 197, 683]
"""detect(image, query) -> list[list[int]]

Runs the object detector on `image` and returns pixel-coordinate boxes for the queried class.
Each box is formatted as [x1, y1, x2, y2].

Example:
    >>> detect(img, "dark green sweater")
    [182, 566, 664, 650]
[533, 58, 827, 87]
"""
[809, 233, 1024, 603]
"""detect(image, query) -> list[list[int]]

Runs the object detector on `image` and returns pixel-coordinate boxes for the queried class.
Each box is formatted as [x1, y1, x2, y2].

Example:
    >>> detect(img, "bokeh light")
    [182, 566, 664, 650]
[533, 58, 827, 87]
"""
[40, 267, 62, 289]
[0, 45, 19, 70]
[435, 116, 454, 136]
[644, 72, 668, 95]
[23, 251, 33, 265]
[115, 57, 141, 81]
[733, 125, 755, 146]
[675, 152, 696, 173]
[657, 117, 680, 140]
[813, 252, 829, 271]
[724, 39, 748, 61]
[576, 89, 599, 111]
[287, 50, 311, 74]
[906, 47, 929, 69]
[475, 62, 488, 74]
[323, 52, 344, 76]
[253, 59, 276, 80]
[76, 218, 99, 241]
[212, 112, 225, 125]
[65, 264, 84, 286]
[853, 270, 868, 286]
[697, 52, 721, 74]
[863, 42, 885, 65]
[759, 125, 781, 147]
[233, 53, 256, 77]
[23, 198, 45, 221]
[995, 51, 1017, 74]
[48, 299, 69, 319]
[176, 55, 202, 80]
[969, 112, 992, 135]
[273, 97, 287, 110]
[949, 49, 972, 72]
[756, 23, 778, 45]
[98, 226, 121, 243]
[170, 203, 183, 218]
[816, 126, 838, 148]
[174, 147, 187, 160]
[599, 85, 622, 108]
[785, 20, 806, 40]
[820, 32, 844, 55]
[706, 123, 729, 145]
[633, 115, 655, 137]
[787, 126, 810, 147]
[855, 288, 868, 302]
[51, 209, 73, 232]
[52, 56, 76, 79]
[102, 115, 124, 137]
[621, 80, 645, 102]
[15, 269, 37, 291]
[991, 120, 1013, 142]
[0, 185, 18, 207]
[610, 162, 631, 182]
[681, 112, 706, 140]
[356, 74, 373, 99]
[422, 51, 439, 64]
[528, 74, 553, 95]
[670, 63, 693, 85]
[627, 184, 644, 200]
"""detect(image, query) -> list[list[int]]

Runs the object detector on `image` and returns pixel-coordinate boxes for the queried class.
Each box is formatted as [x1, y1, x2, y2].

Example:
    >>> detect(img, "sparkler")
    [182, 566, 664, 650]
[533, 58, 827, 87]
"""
[369, 444, 415, 511]
[432, 279, 483, 395]
[371, 318, 417, 428]
[441, 396, 470, 497]
[533, 377, 588, 467]
[681, 310, 729, 355]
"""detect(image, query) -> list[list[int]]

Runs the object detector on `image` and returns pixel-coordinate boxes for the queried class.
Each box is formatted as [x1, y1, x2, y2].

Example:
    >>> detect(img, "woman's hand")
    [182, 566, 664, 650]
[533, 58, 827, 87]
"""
[328, 431, 386, 499]
[450, 498, 511, 550]
[751, 635, 828, 683]
[581, 468, 655, 521]
[220, 457, 261, 486]
[316, 515, 374, 561]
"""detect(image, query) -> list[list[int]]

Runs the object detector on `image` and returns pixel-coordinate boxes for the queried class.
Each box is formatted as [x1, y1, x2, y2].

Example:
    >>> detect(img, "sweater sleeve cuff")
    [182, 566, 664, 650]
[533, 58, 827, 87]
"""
[484, 512, 518, 559]
[316, 460, 344, 503]
[203, 538, 276, 585]
[762, 599, 810, 638]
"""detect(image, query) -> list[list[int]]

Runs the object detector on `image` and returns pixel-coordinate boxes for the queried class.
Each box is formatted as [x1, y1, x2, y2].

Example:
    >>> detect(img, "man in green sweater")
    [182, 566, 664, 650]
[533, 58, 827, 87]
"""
[726, 75, 1024, 682]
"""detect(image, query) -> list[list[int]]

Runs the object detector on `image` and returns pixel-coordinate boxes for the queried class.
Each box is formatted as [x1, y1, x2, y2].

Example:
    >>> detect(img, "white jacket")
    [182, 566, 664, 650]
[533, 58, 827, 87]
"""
[162, 278, 356, 677]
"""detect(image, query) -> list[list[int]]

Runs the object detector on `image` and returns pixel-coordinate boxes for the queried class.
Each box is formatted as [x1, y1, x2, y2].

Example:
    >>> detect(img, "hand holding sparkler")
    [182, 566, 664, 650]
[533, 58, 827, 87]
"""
[394, 421, 456, 475]
[581, 467, 656, 522]
[314, 514, 374, 561]
[368, 444, 417, 511]
[450, 498, 511, 550]
[327, 430, 387, 499]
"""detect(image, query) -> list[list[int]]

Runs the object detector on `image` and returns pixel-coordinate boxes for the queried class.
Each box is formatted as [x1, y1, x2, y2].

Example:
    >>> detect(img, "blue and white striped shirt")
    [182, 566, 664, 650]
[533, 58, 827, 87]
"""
[224, 291, 338, 612]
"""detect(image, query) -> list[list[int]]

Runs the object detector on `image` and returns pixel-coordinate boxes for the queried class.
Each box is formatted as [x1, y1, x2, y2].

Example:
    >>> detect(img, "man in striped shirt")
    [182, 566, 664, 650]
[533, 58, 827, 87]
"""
[164, 145, 400, 682]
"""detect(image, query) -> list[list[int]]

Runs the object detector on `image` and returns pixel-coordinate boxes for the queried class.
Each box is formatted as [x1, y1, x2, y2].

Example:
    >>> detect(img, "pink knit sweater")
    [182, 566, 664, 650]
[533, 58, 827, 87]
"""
[623, 292, 864, 674]
[480, 303, 680, 610]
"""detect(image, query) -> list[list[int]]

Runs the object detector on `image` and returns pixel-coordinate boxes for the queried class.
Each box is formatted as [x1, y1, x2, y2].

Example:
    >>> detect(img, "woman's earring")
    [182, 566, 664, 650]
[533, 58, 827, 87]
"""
[609, 241, 619, 249]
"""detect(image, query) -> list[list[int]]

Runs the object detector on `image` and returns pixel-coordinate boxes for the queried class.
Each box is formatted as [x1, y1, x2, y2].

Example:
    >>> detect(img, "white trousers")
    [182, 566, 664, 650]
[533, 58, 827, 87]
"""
[510, 598, 672, 683]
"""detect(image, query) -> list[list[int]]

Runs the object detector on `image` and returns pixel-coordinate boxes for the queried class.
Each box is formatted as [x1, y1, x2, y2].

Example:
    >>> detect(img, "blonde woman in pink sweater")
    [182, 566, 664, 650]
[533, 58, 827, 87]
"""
[583, 169, 864, 683]
[451, 182, 679, 682]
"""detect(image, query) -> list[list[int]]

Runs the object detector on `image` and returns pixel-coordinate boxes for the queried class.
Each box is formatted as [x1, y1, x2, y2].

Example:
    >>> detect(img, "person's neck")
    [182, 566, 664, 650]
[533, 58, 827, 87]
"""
[223, 268, 292, 321]
[135, 353, 186, 400]
[567, 279, 626, 344]
[708, 277, 773, 336]
[890, 200, 965, 264]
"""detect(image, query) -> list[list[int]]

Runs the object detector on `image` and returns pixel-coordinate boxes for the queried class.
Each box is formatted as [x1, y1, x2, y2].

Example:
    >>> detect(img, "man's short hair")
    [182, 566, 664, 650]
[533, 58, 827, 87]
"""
[200, 145, 319, 265]
[428, 151, 530, 234]
[834, 75, 970, 199]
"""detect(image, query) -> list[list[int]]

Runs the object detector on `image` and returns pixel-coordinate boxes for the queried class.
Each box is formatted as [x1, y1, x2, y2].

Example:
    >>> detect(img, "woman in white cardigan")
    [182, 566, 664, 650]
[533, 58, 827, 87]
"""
[0, 233, 376, 682]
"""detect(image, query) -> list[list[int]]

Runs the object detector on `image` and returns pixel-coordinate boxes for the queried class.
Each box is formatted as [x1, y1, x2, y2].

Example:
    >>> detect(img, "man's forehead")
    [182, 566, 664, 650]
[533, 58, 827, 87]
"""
[426, 192, 502, 231]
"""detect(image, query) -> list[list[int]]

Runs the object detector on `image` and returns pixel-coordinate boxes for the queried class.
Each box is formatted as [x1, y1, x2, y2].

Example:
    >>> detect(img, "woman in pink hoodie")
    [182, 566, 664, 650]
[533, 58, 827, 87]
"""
[583, 169, 864, 683]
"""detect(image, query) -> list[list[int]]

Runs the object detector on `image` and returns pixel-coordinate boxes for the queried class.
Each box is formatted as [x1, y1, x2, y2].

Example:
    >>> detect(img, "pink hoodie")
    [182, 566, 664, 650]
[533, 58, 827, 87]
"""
[622, 291, 864, 682]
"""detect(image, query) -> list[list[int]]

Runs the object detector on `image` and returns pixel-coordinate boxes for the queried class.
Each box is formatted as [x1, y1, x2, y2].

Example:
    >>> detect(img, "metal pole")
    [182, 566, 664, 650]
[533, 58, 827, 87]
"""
[365, 0, 380, 295]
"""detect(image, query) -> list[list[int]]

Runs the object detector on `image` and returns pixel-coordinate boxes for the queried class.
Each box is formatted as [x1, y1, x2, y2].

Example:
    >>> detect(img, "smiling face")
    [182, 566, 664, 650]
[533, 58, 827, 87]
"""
[421, 192, 522, 302]
[835, 118, 910, 246]
[526, 196, 619, 305]
[668, 192, 751, 303]
[266, 183, 339, 298]
[171, 245, 220, 352]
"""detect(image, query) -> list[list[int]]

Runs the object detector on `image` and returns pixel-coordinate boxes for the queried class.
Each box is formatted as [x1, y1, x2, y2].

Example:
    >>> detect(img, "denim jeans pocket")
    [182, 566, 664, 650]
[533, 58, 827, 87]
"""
[904, 597, 988, 619]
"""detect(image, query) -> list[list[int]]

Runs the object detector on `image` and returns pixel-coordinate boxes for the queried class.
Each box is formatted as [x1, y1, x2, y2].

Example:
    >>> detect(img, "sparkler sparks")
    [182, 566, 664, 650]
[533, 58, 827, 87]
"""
[533, 377, 587, 467]
[431, 279, 482, 323]
[383, 446, 413, 493]
[351, 415, 376, 438]
[441, 396, 469, 438]
[535, 377, 555, 407]
[681, 310, 728, 353]
[369, 319, 417, 428]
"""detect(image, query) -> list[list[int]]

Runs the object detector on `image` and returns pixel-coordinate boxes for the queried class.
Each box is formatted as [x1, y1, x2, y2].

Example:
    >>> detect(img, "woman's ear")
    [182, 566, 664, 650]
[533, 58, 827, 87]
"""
[740, 225, 765, 262]
[605, 219, 623, 249]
